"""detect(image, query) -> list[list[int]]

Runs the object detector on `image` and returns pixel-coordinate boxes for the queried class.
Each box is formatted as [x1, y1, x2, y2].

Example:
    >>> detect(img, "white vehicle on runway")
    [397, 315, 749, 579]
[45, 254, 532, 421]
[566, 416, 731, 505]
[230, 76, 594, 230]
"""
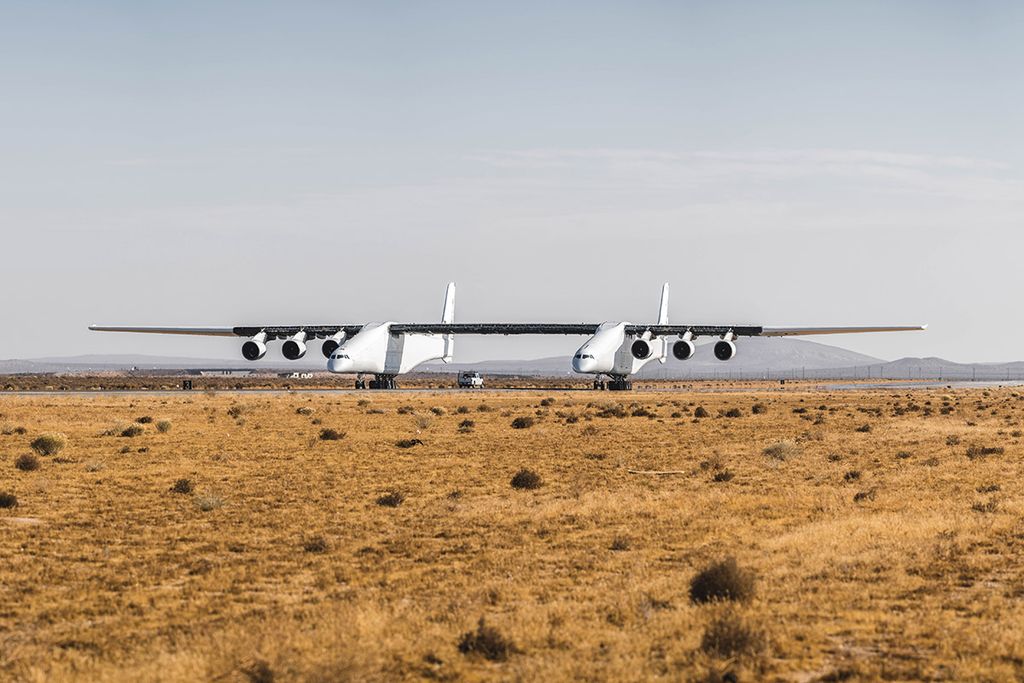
[91, 282, 926, 391]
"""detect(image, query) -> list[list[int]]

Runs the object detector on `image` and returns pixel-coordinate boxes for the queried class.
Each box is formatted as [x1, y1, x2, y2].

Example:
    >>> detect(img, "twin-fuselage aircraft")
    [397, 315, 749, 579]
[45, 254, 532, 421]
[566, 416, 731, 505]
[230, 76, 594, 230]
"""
[90, 283, 926, 390]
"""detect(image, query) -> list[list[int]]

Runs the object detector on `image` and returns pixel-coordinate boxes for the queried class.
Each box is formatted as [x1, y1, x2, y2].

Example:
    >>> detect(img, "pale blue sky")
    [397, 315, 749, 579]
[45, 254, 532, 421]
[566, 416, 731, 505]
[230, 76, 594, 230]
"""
[2, 1, 1022, 361]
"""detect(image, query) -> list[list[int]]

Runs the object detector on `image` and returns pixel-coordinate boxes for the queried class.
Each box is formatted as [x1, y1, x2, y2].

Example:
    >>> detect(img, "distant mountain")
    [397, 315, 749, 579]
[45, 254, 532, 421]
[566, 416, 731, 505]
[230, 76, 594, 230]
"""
[5, 339, 1024, 381]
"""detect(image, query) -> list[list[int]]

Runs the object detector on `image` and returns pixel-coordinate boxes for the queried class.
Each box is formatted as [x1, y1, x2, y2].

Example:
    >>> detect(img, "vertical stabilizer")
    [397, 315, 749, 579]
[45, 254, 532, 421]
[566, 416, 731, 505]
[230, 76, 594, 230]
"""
[657, 283, 669, 325]
[441, 282, 455, 362]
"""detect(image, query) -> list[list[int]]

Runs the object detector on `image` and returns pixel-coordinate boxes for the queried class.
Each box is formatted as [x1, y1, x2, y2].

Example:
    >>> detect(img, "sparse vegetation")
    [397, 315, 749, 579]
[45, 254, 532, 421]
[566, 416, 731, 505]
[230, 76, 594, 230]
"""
[689, 557, 756, 604]
[2, 386, 1023, 681]
[30, 433, 66, 456]
[376, 491, 405, 507]
[303, 535, 329, 553]
[0, 491, 17, 508]
[762, 440, 800, 461]
[155, 420, 172, 433]
[966, 445, 1005, 459]
[457, 618, 516, 661]
[120, 425, 144, 438]
[170, 478, 193, 494]
[395, 438, 423, 449]
[510, 468, 542, 490]
[15, 453, 40, 471]
[694, 406, 709, 418]
[319, 428, 345, 441]
[751, 403, 767, 414]
[510, 416, 535, 429]
[700, 608, 768, 658]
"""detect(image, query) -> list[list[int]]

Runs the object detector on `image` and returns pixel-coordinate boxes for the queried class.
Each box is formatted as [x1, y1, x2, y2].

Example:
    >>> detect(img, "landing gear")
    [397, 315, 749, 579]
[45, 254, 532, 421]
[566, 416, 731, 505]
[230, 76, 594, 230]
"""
[360, 374, 397, 390]
[607, 376, 632, 391]
[593, 376, 631, 390]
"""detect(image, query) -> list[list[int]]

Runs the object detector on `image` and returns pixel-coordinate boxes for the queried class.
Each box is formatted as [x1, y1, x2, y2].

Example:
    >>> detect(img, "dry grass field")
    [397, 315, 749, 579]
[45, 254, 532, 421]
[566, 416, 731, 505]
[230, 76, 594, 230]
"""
[2, 386, 1024, 681]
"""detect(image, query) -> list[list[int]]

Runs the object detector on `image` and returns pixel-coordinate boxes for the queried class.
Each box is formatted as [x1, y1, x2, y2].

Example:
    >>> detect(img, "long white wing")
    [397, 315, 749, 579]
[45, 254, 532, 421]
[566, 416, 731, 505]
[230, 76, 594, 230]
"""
[89, 325, 238, 337]
[760, 325, 927, 337]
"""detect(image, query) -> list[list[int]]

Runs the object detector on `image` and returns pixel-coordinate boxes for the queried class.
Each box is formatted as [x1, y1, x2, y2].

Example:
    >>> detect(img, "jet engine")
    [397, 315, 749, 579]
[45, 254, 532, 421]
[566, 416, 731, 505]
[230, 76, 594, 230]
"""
[631, 338, 653, 360]
[672, 339, 696, 360]
[282, 331, 308, 360]
[242, 339, 267, 361]
[321, 331, 347, 358]
[714, 340, 737, 361]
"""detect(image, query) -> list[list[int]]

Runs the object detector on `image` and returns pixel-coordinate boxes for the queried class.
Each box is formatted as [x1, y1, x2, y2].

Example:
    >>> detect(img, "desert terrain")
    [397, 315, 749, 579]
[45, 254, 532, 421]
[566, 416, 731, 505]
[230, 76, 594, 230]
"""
[2, 386, 1023, 681]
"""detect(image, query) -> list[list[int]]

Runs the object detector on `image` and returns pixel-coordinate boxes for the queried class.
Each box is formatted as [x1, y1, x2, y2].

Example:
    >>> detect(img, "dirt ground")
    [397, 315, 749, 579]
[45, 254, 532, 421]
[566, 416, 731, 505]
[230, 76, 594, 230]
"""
[2, 387, 1023, 681]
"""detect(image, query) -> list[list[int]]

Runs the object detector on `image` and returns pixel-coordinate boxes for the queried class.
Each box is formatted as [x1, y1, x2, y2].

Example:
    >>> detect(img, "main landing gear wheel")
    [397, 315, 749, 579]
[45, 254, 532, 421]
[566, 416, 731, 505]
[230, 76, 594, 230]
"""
[367, 375, 398, 390]
[354, 379, 366, 389]
[607, 378, 633, 391]
[593, 380, 607, 390]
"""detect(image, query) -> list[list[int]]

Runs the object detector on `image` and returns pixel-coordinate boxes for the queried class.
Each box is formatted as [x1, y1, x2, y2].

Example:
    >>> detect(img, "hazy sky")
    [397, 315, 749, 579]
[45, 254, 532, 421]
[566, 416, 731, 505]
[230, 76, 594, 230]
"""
[2, 1, 1022, 362]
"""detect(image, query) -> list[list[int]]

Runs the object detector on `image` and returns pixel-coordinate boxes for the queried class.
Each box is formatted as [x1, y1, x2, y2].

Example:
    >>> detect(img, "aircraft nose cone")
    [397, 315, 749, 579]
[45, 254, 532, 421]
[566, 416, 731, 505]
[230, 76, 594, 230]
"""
[573, 356, 595, 373]
[327, 357, 352, 373]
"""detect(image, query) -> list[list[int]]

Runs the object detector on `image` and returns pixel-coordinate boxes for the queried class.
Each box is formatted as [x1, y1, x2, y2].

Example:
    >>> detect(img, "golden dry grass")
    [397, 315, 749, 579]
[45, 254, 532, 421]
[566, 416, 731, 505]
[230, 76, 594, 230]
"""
[1, 387, 1024, 681]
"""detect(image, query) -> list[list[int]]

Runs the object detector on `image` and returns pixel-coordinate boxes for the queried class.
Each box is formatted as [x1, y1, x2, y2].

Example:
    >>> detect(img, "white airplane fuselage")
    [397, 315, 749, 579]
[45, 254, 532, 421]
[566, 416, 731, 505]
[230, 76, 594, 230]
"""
[327, 322, 452, 375]
[572, 322, 666, 377]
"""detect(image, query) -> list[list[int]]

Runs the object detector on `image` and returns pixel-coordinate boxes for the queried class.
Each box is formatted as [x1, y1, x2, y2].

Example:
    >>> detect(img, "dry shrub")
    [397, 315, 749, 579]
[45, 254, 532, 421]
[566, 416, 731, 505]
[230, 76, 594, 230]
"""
[156, 420, 172, 433]
[458, 419, 475, 432]
[414, 416, 432, 430]
[511, 416, 535, 429]
[596, 404, 627, 419]
[966, 445, 1004, 460]
[396, 406, 415, 415]
[135, 416, 153, 424]
[226, 405, 246, 419]
[456, 405, 471, 414]
[712, 470, 735, 483]
[430, 406, 446, 416]
[700, 608, 768, 658]
[15, 453, 40, 472]
[0, 491, 17, 508]
[689, 558, 756, 604]
[946, 434, 961, 446]
[31, 433, 66, 455]
[844, 470, 862, 481]
[632, 407, 656, 418]
[511, 469, 542, 490]
[762, 441, 800, 461]
[376, 491, 405, 507]
[610, 536, 631, 551]
[751, 403, 767, 415]
[303, 535, 329, 553]
[2, 424, 27, 435]
[296, 406, 314, 416]
[121, 425, 144, 438]
[170, 478, 193, 494]
[240, 659, 274, 683]
[319, 428, 345, 441]
[855, 424, 872, 433]
[395, 439, 423, 449]
[972, 500, 999, 513]
[476, 403, 494, 412]
[457, 618, 516, 661]
[853, 488, 877, 503]
[694, 406, 709, 418]
[195, 495, 223, 511]
[721, 408, 743, 418]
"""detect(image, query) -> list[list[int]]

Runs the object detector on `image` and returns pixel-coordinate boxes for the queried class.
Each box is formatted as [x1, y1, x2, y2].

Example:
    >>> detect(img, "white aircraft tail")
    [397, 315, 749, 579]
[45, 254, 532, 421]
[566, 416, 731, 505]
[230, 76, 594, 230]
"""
[657, 283, 669, 363]
[441, 282, 455, 362]
[657, 283, 669, 325]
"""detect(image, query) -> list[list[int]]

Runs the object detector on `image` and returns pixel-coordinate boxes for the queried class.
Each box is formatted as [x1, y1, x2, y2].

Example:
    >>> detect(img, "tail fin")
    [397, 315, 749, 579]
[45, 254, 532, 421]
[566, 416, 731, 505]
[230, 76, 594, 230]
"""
[657, 282, 669, 325]
[441, 282, 455, 362]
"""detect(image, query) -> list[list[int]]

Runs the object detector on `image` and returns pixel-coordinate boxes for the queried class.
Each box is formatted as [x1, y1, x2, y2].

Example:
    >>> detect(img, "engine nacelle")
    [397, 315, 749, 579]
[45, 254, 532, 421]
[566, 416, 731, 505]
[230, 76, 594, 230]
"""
[322, 339, 340, 358]
[242, 340, 267, 361]
[672, 339, 696, 360]
[630, 338, 653, 360]
[321, 331, 347, 358]
[714, 340, 737, 361]
[282, 339, 307, 360]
